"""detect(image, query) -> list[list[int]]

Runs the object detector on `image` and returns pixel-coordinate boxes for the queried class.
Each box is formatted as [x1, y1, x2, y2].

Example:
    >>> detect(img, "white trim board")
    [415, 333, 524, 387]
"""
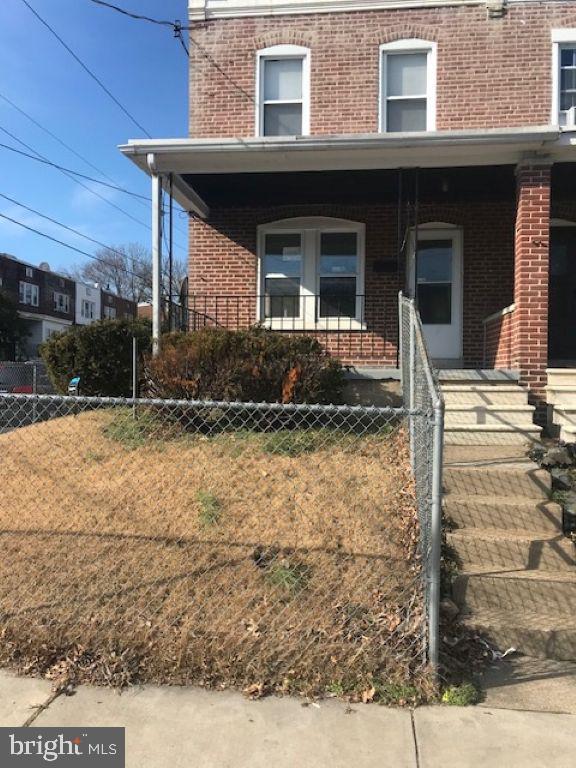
[191, 0, 492, 21]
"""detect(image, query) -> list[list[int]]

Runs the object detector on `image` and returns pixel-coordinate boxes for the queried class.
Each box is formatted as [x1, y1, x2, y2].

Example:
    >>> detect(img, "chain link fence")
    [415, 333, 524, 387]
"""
[0, 297, 442, 696]
[398, 292, 445, 669]
[0, 361, 55, 395]
[0, 388, 439, 697]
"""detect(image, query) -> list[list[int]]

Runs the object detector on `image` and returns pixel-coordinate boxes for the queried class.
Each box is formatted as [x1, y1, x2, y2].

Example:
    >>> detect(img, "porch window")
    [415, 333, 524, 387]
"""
[19, 281, 39, 307]
[380, 40, 437, 133]
[263, 233, 302, 319]
[259, 218, 365, 328]
[319, 232, 358, 318]
[257, 45, 310, 137]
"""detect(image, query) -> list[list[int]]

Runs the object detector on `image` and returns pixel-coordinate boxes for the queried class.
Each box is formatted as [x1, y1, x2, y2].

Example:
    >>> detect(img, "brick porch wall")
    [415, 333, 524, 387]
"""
[189, 198, 516, 367]
[511, 163, 552, 419]
[189, 3, 576, 138]
[483, 307, 515, 369]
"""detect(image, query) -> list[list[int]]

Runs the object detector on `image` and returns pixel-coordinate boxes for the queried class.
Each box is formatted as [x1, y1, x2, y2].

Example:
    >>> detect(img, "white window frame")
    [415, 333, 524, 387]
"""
[81, 299, 95, 320]
[552, 29, 576, 129]
[379, 39, 437, 133]
[25, 266, 33, 278]
[103, 305, 117, 320]
[257, 216, 365, 331]
[19, 281, 39, 307]
[53, 291, 70, 313]
[255, 44, 311, 137]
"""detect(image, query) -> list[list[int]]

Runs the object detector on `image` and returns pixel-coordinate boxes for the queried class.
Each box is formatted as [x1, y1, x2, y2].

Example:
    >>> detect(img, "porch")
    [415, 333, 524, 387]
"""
[120, 126, 576, 413]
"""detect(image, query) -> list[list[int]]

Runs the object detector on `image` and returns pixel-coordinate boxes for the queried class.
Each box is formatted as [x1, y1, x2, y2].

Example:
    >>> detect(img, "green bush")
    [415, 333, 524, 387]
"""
[144, 327, 345, 404]
[40, 319, 151, 397]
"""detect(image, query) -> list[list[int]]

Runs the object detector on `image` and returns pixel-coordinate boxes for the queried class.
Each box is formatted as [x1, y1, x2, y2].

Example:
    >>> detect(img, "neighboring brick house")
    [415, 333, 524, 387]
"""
[0, 254, 136, 359]
[121, 0, 576, 414]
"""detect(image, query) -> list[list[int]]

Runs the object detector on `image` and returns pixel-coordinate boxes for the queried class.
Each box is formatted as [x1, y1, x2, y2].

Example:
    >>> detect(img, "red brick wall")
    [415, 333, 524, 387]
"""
[189, 198, 515, 366]
[189, 3, 576, 138]
[483, 306, 515, 369]
[511, 163, 552, 417]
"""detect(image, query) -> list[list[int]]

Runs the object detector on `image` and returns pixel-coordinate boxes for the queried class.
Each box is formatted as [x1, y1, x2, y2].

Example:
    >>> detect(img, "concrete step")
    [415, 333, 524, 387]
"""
[439, 369, 519, 384]
[444, 405, 535, 427]
[442, 385, 528, 406]
[545, 385, 576, 407]
[453, 566, 576, 616]
[443, 495, 563, 534]
[460, 607, 576, 661]
[549, 407, 576, 426]
[443, 461, 550, 498]
[447, 529, 576, 573]
[444, 424, 541, 446]
[547, 369, 576, 388]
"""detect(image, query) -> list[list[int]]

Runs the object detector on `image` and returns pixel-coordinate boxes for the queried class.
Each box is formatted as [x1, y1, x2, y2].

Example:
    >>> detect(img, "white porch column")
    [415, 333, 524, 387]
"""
[150, 164, 163, 356]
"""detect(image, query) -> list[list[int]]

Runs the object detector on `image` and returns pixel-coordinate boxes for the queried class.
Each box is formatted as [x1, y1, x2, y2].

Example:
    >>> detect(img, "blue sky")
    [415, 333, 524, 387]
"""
[0, 0, 189, 273]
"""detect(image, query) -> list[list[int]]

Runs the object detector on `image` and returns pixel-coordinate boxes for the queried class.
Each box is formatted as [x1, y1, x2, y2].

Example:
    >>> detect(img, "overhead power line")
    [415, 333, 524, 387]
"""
[0, 125, 152, 231]
[88, 0, 178, 27]
[0, 203, 179, 296]
[20, 0, 152, 138]
[0, 126, 189, 254]
[0, 89, 193, 238]
[0, 191, 142, 266]
[0, 138, 150, 201]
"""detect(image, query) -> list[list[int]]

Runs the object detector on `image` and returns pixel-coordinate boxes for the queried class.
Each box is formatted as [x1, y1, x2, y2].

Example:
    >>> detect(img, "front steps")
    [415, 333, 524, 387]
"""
[445, 446, 576, 661]
[440, 371, 540, 445]
[546, 369, 576, 442]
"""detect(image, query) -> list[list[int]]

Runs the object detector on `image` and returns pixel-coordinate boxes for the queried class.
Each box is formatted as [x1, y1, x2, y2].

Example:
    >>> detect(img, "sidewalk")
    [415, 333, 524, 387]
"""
[2, 671, 576, 768]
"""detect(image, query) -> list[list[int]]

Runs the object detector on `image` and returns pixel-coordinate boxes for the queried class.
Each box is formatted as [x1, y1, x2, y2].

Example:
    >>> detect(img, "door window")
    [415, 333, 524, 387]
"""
[416, 239, 453, 324]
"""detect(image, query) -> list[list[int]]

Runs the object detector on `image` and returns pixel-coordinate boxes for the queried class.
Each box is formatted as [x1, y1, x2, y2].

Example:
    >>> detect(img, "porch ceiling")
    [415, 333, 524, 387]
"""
[119, 126, 573, 217]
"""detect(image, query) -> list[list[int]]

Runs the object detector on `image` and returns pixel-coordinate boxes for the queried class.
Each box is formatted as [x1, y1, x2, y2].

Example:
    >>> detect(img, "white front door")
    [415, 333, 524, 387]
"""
[408, 228, 463, 362]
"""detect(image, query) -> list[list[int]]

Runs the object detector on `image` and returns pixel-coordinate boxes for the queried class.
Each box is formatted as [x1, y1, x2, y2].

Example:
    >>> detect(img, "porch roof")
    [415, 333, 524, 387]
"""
[119, 125, 572, 217]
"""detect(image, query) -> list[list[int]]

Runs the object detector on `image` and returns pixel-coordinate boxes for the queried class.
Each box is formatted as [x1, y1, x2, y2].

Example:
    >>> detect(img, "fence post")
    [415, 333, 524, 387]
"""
[409, 304, 416, 470]
[32, 363, 38, 423]
[132, 336, 138, 420]
[428, 397, 445, 670]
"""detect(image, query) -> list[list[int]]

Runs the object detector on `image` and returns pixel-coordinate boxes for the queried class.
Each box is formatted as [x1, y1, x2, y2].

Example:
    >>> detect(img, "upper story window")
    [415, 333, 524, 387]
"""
[256, 45, 310, 137]
[380, 39, 437, 133]
[552, 31, 576, 128]
[25, 266, 33, 278]
[19, 281, 39, 307]
[53, 291, 70, 313]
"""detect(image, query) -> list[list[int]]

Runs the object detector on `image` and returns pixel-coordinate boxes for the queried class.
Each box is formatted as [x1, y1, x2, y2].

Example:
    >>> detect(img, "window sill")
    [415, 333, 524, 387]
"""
[263, 319, 367, 332]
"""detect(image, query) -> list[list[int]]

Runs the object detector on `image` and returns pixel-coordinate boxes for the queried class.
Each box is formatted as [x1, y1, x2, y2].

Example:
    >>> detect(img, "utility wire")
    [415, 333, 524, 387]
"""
[0, 191, 143, 267]
[20, 0, 152, 138]
[0, 127, 189, 254]
[0, 137, 150, 201]
[0, 90, 128, 190]
[0, 125, 151, 231]
[0, 206, 180, 297]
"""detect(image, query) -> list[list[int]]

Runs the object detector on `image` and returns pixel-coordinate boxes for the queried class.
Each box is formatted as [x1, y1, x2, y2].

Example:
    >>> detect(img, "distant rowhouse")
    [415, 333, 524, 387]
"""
[0, 253, 137, 359]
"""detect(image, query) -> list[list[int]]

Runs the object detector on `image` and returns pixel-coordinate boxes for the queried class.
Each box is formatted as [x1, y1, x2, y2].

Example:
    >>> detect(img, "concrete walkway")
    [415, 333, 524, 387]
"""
[2, 671, 575, 767]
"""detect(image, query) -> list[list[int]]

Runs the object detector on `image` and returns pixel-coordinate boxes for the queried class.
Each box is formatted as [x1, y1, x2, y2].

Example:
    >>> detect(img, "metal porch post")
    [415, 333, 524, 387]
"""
[150, 165, 163, 356]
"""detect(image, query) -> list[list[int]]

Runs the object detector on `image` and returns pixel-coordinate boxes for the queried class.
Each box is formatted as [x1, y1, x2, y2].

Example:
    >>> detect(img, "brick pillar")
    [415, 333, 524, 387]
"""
[512, 161, 551, 423]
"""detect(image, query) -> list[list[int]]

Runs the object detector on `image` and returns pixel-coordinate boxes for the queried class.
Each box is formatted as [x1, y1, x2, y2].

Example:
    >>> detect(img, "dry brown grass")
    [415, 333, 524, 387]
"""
[0, 408, 431, 700]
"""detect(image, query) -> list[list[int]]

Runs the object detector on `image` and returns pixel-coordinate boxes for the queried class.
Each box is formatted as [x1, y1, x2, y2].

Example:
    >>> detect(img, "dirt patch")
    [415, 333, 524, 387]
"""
[0, 408, 430, 700]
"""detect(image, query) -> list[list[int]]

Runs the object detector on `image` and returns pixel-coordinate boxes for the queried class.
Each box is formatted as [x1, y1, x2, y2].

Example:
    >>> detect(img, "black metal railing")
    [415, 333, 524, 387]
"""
[184, 294, 388, 362]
